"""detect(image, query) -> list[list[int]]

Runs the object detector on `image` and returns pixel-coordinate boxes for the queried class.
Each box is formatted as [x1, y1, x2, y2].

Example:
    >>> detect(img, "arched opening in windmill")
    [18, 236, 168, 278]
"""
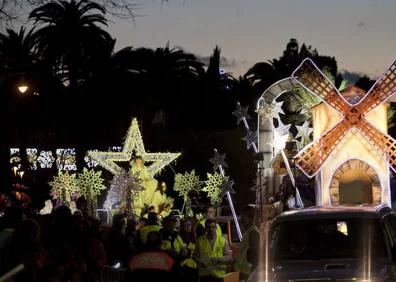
[338, 169, 373, 205]
[329, 160, 381, 205]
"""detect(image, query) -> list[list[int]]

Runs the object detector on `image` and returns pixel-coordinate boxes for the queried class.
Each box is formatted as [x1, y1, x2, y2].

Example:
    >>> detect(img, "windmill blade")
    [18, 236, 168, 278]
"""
[359, 120, 396, 173]
[292, 58, 349, 114]
[294, 119, 350, 177]
[358, 60, 396, 115]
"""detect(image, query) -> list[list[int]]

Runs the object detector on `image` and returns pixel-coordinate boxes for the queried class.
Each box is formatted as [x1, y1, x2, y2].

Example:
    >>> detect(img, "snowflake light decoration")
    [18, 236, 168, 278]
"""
[10, 148, 21, 169]
[203, 172, 229, 206]
[56, 148, 77, 171]
[26, 148, 38, 170]
[88, 118, 181, 176]
[174, 170, 202, 199]
[76, 168, 106, 197]
[37, 151, 55, 168]
[49, 171, 78, 205]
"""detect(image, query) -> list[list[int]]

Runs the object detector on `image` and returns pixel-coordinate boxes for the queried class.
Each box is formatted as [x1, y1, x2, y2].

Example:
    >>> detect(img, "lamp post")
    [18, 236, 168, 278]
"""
[0, 72, 30, 195]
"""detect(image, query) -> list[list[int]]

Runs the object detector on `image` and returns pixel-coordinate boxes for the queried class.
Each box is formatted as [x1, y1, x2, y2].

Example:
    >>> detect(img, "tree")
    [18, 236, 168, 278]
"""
[29, 0, 114, 93]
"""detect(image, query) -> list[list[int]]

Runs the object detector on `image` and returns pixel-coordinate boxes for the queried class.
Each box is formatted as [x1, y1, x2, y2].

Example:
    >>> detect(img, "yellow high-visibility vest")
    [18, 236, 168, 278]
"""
[160, 234, 184, 254]
[140, 225, 162, 244]
[199, 219, 222, 237]
[195, 235, 227, 278]
[235, 225, 260, 275]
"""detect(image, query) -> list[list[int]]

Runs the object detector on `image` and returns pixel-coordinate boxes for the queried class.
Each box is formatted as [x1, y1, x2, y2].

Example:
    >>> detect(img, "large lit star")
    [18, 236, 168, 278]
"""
[87, 118, 181, 176]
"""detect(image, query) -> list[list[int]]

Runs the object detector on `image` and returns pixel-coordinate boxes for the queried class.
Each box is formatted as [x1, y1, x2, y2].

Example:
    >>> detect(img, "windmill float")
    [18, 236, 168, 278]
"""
[292, 58, 396, 206]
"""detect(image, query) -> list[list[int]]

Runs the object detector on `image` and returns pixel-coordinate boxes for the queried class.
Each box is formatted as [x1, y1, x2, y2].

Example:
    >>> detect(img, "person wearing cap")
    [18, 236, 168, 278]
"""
[160, 215, 185, 259]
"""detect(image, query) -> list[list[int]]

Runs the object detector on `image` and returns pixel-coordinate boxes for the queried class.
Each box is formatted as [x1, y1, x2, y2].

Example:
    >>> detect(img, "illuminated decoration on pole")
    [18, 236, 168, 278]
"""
[292, 58, 396, 178]
[87, 118, 181, 176]
[209, 149, 242, 241]
[203, 172, 225, 206]
[76, 168, 106, 217]
[209, 151, 228, 171]
[232, 103, 251, 125]
[174, 170, 202, 199]
[103, 171, 144, 212]
[242, 129, 258, 150]
[49, 171, 78, 205]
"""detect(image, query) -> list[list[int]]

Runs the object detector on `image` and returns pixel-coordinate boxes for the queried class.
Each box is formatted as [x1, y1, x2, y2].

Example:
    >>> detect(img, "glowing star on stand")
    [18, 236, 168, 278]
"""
[219, 179, 235, 198]
[209, 150, 228, 171]
[87, 118, 181, 176]
[203, 172, 227, 206]
[49, 171, 78, 205]
[232, 103, 251, 125]
[103, 171, 145, 210]
[295, 121, 312, 140]
[242, 129, 258, 150]
[272, 131, 289, 153]
[76, 168, 106, 198]
[174, 170, 202, 199]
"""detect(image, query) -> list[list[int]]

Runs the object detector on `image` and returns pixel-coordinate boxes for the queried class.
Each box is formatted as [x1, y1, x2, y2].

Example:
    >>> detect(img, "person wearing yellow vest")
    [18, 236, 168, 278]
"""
[160, 216, 185, 257]
[234, 206, 260, 281]
[197, 205, 222, 237]
[140, 212, 162, 244]
[193, 219, 233, 282]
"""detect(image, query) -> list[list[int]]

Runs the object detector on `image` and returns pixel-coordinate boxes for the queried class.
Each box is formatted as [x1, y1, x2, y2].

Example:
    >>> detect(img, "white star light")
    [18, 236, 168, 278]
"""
[88, 118, 181, 176]
[257, 101, 284, 123]
[295, 120, 312, 139]
[209, 150, 228, 171]
[276, 121, 291, 136]
[242, 129, 258, 150]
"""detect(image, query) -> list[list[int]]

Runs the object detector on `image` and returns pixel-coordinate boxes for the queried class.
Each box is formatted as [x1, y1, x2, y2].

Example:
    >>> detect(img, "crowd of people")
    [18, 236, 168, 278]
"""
[0, 202, 260, 282]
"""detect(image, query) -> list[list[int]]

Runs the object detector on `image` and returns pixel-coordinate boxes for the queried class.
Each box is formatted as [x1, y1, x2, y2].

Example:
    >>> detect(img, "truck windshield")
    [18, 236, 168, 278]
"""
[271, 218, 387, 260]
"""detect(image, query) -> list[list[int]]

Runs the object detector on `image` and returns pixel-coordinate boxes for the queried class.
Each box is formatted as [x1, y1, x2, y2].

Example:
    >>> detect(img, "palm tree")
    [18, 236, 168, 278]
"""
[29, 0, 113, 93]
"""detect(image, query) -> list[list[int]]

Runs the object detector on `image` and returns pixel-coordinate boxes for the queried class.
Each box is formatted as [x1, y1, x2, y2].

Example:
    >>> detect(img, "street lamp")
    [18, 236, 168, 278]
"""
[17, 85, 28, 94]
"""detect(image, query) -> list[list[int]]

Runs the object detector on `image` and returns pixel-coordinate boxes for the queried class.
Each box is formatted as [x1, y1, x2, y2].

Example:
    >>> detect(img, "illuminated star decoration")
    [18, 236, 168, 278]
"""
[88, 118, 181, 176]
[232, 103, 251, 125]
[203, 172, 227, 206]
[242, 129, 258, 150]
[174, 170, 202, 199]
[48, 171, 78, 205]
[209, 150, 228, 171]
[219, 178, 235, 198]
[276, 121, 292, 136]
[295, 120, 312, 139]
[103, 171, 144, 210]
[256, 101, 284, 124]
